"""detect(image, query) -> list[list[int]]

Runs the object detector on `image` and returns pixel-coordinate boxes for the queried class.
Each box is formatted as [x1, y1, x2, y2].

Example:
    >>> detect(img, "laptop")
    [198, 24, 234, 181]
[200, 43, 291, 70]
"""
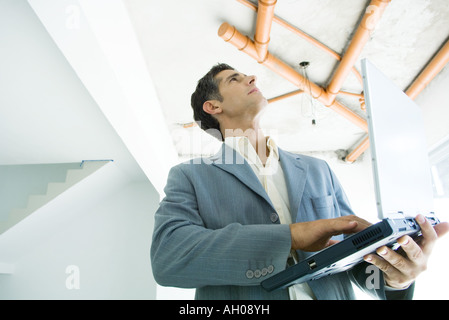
[261, 59, 440, 292]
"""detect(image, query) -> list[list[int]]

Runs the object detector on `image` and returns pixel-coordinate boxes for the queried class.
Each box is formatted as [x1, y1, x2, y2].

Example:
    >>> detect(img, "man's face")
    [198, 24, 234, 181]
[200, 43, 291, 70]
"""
[214, 69, 268, 120]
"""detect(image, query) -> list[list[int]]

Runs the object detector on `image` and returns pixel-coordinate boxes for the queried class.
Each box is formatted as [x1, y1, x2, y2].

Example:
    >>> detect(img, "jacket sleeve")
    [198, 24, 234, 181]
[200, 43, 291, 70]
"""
[150, 164, 292, 288]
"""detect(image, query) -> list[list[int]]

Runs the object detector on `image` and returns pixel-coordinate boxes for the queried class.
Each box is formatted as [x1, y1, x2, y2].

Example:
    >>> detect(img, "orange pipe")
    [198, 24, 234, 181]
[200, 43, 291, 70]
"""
[182, 122, 197, 128]
[218, 23, 317, 92]
[236, 0, 363, 85]
[254, 0, 277, 62]
[406, 38, 449, 100]
[269, 89, 364, 106]
[230, 0, 389, 161]
[220, 1, 448, 163]
[276, 17, 364, 86]
[218, 22, 322, 92]
[218, 22, 368, 131]
[338, 91, 364, 99]
[328, 101, 366, 131]
[268, 89, 303, 104]
[345, 136, 370, 163]
[324, 0, 391, 104]
[347, 37, 449, 162]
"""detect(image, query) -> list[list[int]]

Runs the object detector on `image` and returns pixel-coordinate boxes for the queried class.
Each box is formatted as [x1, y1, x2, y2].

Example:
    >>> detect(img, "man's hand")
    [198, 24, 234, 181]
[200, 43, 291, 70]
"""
[289, 216, 371, 252]
[364, 214, 449, 289]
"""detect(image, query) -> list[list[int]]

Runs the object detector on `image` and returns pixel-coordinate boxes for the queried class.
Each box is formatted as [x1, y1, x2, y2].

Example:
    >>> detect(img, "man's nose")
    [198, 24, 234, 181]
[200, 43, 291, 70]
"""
[247, 75, 257, 85]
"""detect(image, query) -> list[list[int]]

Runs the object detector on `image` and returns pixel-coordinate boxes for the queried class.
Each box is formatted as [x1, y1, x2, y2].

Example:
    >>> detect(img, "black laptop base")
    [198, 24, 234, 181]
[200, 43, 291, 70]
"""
[261, 215, 439, 292]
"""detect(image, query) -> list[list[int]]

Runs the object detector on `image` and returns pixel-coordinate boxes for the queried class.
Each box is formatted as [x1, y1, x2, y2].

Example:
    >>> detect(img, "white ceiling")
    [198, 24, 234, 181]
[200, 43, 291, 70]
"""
[0, 0, 449, 276]
[1, 0, 449, 196]
[124, 0, 449, 157]
[2, 0, 447, 278]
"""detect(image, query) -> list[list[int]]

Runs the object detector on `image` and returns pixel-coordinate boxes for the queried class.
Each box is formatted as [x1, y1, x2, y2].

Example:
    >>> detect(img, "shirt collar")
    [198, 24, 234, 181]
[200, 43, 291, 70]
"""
[266, 136, 279, 160]
[224, 135, 279, 165]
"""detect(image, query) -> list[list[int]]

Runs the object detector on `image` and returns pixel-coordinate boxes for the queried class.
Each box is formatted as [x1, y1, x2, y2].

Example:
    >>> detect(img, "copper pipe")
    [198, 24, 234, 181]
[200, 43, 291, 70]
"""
[236, 0, 363, 85]
[324, 0, 391, 105]
[269, 89, 364, 108]
[338, 91, 364, 99]
[254, 0, 277, 62]
[345, 135, 370, 163]
[406, 38, 449, 99]
[221, 0, 387, 161]
[346, 37, 449, 162]
[218, 22, 319, 91]
[268, 89, 303, 104]
[218, 22, 368, 131]
[273, 16, 363, 86]
[182, 122, 197, 128]
[226, 0, 448, 163]
[328, 100, 366, 131]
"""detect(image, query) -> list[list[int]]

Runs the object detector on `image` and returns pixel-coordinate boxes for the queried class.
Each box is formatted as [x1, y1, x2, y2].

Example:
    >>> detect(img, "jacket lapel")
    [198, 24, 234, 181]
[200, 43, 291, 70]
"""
[210, 144, 275, 210]
[278, 149, 309, 223]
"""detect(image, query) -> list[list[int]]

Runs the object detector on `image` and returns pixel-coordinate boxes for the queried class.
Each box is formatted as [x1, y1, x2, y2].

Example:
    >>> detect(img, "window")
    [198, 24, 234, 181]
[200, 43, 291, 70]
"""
[429, 136, 449, 199]
[414, 136, 449, 300]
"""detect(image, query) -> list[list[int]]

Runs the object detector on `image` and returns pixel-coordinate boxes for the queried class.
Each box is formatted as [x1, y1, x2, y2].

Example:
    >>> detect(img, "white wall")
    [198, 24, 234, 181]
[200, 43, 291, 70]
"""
[0, 163, 80, 221]
[0, 181, 158, 300]
[0, 0, 160, 299]
[416, 64, 449, 149]
[410, 63, 449, 299]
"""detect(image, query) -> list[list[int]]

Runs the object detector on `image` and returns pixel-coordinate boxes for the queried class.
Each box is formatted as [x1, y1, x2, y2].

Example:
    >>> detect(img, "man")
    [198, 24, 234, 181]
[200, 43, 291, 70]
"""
[150, 63, 448, 299]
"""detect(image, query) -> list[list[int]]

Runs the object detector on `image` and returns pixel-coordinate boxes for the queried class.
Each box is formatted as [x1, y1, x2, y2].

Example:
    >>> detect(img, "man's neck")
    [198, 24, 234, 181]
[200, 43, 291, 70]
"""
[224, 126, 269, 165]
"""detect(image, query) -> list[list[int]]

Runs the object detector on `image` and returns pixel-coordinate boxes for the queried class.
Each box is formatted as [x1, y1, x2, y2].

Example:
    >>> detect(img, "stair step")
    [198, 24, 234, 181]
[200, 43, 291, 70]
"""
[0, 160, 112, 235]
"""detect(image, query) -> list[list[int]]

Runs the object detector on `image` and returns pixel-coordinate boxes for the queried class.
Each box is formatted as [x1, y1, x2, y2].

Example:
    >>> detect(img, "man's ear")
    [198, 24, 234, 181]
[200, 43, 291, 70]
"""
[203, 101, 222, 115]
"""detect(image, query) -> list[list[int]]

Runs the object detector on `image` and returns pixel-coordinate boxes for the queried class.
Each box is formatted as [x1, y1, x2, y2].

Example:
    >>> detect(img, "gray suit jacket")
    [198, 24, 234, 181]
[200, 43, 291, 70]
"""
[151, 144, 414, 300]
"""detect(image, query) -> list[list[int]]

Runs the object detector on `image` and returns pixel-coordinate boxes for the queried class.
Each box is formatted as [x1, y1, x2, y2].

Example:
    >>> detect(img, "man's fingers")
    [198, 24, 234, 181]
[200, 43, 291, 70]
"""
[290, 216, 373, 251]
[347, 216, 372, 231]
[415, 214, 439, 255]
[328, 219, 358, 235]
[397, 236, 424, 262]
[354, 216, 373, 229]
[377, 245, 416, 273]
[326, 239, 340, 247]
[364, 252, 399, 278]
[329, 216, 371, 235]
[362, 215, 449, 290]
[434, 221, 449, 238]
[364, 245, 417, 289]
[417, 215, 437, 240]
[364, 253, 413, 289]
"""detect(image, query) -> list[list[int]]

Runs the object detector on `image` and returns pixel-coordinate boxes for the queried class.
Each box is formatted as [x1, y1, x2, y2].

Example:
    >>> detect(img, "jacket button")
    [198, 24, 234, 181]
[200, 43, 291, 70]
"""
[267, 265, 274, 273]
[270, 212, 279, 223]
[246, 270, 254, 279]
[254, 269, 262, 278]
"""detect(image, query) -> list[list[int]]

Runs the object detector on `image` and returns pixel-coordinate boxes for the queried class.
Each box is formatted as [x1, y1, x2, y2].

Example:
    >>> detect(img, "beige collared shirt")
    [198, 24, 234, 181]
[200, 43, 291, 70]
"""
[224, 136, 316, 300]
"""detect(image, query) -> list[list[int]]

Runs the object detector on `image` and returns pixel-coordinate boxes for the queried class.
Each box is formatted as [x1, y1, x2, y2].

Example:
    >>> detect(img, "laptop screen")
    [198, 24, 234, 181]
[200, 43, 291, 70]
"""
[362, 59, 434, 219]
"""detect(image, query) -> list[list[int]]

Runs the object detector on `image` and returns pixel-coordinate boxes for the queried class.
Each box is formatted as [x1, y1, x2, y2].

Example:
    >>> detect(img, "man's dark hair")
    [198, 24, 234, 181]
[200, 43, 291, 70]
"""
[191, 63, 234, 141]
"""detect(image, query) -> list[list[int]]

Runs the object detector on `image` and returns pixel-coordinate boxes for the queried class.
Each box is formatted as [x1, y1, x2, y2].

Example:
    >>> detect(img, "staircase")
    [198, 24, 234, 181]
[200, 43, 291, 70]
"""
[0, 160, 112, 235]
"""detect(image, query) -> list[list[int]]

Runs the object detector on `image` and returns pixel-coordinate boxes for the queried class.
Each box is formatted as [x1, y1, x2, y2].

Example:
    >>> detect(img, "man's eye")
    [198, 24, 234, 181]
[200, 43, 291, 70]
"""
[230, 77, 237, 82]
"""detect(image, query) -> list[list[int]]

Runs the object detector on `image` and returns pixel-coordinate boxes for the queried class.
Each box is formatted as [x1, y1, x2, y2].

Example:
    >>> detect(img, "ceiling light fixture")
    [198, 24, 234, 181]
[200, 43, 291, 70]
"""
[298, 61, 319, 125]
